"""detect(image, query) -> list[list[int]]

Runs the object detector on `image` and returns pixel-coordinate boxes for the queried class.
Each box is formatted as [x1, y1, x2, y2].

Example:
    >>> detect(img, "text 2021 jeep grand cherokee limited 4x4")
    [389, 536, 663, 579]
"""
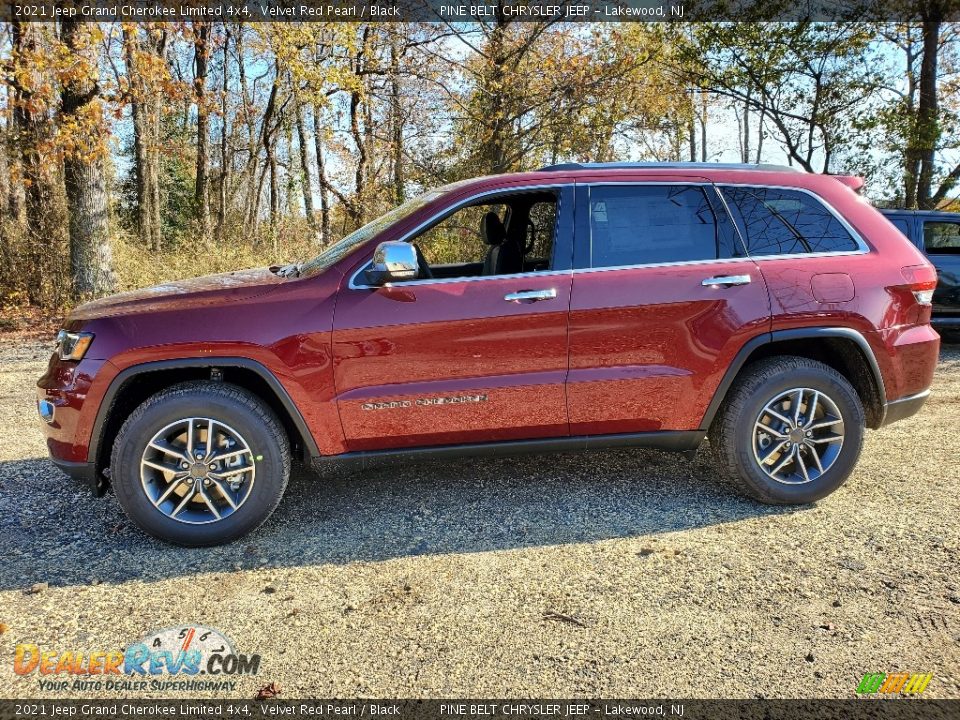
[37, 163, 940, 546]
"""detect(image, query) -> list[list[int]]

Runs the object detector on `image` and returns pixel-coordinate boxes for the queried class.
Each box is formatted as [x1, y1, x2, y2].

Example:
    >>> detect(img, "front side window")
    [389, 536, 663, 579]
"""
[923, 221, 960, 254]
[356, 189, 561, 284]
[720, 186, 860, 256]
[588, 185, 723, 268]
[300, 179, 475, 278]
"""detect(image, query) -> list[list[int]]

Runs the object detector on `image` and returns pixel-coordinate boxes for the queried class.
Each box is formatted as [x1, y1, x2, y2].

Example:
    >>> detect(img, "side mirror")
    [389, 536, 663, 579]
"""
[365, 241, 419, 285]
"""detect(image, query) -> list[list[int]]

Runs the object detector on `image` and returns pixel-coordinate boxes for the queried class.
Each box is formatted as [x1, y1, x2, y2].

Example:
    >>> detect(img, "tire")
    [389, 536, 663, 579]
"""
[710, 356, 865, 505]
[110, 381, 291, 546]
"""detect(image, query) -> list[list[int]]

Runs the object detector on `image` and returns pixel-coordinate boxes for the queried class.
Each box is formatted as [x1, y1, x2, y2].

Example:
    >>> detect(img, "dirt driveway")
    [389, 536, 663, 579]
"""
[1, 339, 958, 699]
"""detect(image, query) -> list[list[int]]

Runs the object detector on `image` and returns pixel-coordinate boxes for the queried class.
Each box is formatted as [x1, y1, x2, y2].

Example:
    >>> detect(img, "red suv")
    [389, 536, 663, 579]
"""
[38, 163, 939, 546]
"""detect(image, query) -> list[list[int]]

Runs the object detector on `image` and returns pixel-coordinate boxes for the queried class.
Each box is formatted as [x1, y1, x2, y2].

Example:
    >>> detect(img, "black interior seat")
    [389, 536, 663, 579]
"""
[481, 211, 523, 276]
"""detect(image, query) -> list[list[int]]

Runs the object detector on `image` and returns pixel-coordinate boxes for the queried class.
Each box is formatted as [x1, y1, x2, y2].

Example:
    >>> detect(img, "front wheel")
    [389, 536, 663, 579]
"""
[711, 356, 865, 505]
[110, 381, 291, 546]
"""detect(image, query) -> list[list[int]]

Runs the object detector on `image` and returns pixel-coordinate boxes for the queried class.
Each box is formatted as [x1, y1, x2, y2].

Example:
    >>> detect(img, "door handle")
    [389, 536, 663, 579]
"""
[504, 288, 558, 302]
[701, 274, 752, 287]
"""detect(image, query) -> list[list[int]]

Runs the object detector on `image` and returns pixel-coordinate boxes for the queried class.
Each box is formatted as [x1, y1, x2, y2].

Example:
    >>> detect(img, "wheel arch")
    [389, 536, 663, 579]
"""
[700, 328, 887, 432]
[89, 358, 319, 485]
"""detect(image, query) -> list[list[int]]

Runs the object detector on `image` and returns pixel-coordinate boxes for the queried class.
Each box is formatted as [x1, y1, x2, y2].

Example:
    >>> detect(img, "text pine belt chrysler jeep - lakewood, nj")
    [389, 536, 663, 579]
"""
[38, 163, 940, 546]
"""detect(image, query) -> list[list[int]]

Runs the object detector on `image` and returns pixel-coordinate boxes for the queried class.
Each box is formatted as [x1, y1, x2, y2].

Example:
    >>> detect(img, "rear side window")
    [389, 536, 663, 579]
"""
[923, 221, 960, 254]
[720, 186, 860, 256]
[588, 185, 722, 267]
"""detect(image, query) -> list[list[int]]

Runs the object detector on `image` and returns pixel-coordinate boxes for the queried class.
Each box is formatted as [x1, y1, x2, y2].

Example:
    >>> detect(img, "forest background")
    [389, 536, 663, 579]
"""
[1, 18, 958, 322]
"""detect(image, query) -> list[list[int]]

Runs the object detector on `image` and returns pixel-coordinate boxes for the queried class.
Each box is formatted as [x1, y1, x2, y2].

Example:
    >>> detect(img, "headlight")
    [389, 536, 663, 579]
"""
[55, 330, 94, 361]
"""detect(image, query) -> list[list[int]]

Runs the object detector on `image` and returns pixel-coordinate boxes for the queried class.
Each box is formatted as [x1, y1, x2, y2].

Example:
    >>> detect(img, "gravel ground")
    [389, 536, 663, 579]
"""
[1, 339, 958, 700]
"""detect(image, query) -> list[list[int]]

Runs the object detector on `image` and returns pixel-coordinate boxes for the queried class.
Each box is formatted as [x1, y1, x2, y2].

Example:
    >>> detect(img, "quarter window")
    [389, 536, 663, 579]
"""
[588, 185, 723, 268]
[923, 222, 960, 254]
[721, 186, 860, 256]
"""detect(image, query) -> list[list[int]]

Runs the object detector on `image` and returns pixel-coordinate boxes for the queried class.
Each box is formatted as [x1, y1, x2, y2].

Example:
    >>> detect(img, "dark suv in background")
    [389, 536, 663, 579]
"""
[38, 163, 939, 546]
[881, 209, 960, 336]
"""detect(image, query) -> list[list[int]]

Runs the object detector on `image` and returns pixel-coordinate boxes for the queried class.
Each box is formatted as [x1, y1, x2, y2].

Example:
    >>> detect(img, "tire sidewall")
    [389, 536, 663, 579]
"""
[733, 367, 864, 504]
[112, 391, 286, 546]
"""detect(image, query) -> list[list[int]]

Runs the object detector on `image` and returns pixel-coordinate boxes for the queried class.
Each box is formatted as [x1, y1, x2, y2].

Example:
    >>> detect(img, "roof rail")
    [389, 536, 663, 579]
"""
[537, 161, 804, 173]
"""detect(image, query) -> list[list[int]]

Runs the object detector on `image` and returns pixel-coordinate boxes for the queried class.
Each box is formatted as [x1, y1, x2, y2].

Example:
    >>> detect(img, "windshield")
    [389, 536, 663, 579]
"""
[300, 181, 471, 278]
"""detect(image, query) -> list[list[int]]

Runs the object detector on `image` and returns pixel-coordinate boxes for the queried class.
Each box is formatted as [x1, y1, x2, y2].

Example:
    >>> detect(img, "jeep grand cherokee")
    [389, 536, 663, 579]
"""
[38, 163, 940, 546]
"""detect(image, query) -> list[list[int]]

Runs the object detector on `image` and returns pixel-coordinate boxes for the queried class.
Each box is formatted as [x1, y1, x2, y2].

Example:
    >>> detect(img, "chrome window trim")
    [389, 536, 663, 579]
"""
[569, 249, 868, 276]
[348, 183, 573, 290]
[348, 179, 872, 289]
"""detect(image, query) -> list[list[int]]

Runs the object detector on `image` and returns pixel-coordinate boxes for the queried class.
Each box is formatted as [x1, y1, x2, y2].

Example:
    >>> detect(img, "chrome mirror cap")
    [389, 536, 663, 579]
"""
[365, 241, 419, 285]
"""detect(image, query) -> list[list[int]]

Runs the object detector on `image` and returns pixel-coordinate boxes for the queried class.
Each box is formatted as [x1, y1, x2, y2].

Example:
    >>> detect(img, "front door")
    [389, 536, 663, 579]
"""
[566, 182, 771, 435]
[332, 186, 574, 451]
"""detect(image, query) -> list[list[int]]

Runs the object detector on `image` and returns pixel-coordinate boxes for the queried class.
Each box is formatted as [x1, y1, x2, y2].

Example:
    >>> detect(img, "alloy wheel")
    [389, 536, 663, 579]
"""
[752, 387, 844, 485]
[140, 417, 256, 524]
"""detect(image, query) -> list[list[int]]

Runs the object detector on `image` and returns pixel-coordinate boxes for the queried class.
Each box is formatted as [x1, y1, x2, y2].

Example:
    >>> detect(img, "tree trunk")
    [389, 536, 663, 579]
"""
[216, 27, 230, 241]
[741, 92, 751, 163]
[916, 18, 940, 208]
[193, 22, 211, 244]
[349, 89, 367, 223]
[389, 36, 405, 205]
[477, 21, 510, 173]
[700, 91, 708, 162]
[249, 70, 279, 238]
[11, 20, 57, 304]
[755, 101, 766, 163]
[312, 106, 332, 245]
[295, 102, 317, 234]
[124, 26, 165, 250]
[61, 20, 116, 300]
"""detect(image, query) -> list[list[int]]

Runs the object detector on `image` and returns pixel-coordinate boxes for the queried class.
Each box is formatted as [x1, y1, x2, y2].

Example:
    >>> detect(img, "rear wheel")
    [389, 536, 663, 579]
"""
[110, 381, 290, 546]
[711, 356, 865, 504]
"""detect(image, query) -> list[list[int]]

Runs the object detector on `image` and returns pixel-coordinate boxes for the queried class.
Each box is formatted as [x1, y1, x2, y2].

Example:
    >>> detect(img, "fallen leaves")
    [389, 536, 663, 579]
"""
[255, 682, 281, 700]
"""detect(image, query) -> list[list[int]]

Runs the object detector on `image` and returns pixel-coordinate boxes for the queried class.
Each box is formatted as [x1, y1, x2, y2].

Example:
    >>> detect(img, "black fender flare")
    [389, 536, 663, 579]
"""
[88, 357, 321, 464]
[698, 327, 887, 431]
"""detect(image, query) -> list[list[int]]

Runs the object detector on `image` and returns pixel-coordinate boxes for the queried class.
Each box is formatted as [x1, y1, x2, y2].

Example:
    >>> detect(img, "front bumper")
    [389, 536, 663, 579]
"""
[880, 389, 931, 427]
[37, 352, 109, 494]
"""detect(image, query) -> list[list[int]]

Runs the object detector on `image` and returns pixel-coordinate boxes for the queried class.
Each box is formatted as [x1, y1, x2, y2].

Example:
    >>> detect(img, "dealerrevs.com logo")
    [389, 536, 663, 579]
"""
[13, 625, 260, 693]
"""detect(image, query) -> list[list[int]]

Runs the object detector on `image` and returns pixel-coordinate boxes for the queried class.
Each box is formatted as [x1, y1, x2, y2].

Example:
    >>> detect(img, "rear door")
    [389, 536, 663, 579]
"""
[566, 181, 770, 434]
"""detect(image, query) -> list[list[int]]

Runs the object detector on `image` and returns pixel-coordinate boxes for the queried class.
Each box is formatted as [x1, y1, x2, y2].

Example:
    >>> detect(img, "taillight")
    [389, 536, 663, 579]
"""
[913, 288, 934, 305]
[899, 264, 938, 321]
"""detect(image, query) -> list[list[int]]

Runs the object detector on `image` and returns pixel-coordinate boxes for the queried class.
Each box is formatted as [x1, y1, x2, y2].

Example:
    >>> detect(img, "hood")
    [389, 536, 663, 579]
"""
[70, 267, 287, 321]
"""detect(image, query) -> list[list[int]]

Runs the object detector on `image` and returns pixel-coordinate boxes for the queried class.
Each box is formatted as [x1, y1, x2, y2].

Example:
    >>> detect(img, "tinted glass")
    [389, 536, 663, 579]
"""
[721, 187, 859, 255]
[589, 185, 720, 267]
[923, 222, 960, 254]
